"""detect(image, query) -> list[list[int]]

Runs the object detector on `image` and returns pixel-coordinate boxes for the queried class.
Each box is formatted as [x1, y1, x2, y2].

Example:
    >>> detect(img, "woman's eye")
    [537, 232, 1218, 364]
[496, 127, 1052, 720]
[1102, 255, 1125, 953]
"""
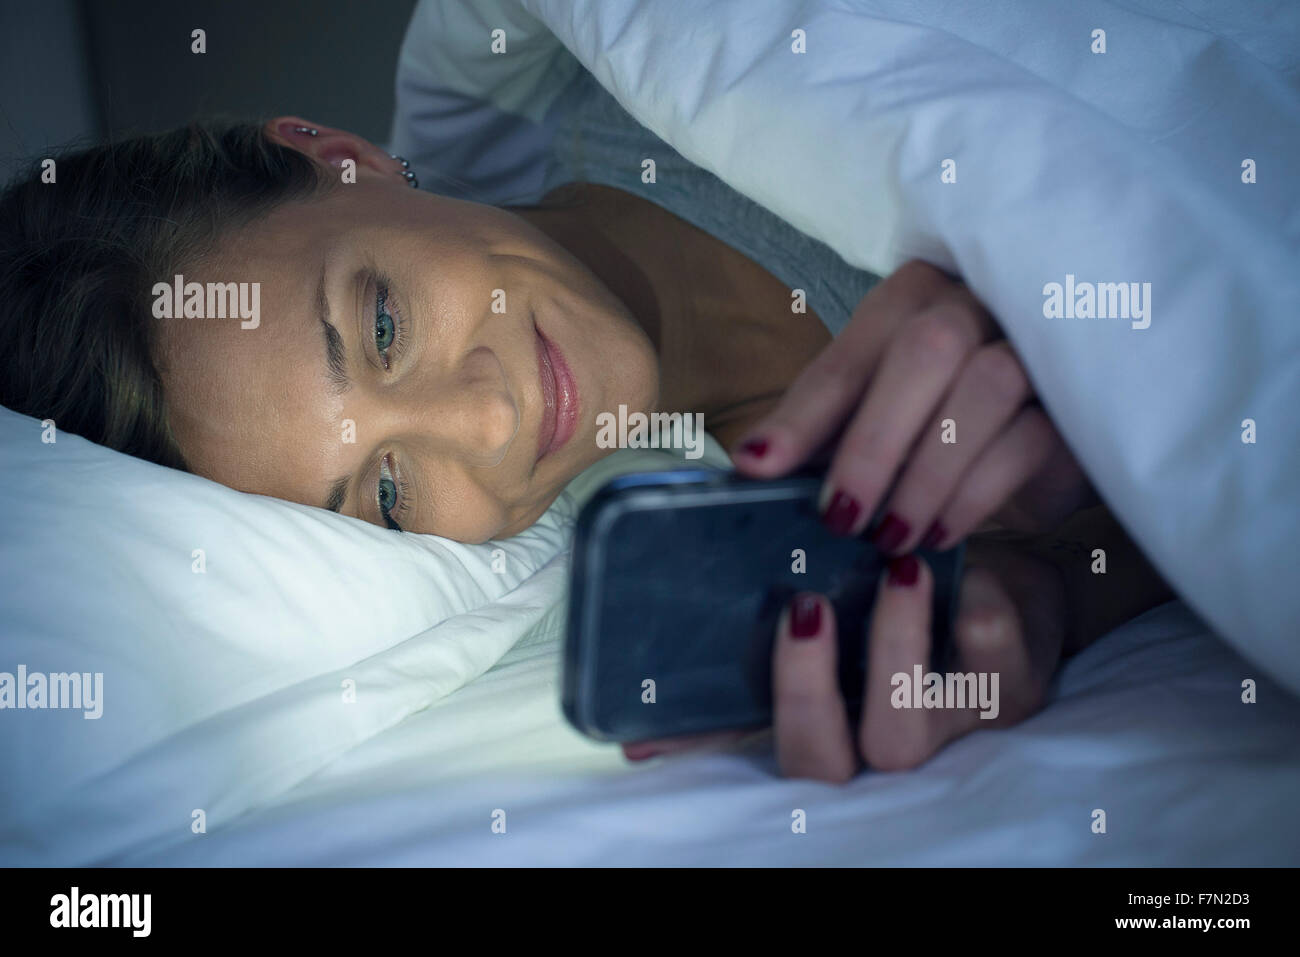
[378, 476, 396, 513]
[375, 288, 396, 356]
[377, 454, 403, 531]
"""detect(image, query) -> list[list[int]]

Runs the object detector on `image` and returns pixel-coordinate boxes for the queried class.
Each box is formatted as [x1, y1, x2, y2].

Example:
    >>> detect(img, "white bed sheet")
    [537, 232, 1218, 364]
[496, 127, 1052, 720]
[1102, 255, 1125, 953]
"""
[120, 599, 1300, 867]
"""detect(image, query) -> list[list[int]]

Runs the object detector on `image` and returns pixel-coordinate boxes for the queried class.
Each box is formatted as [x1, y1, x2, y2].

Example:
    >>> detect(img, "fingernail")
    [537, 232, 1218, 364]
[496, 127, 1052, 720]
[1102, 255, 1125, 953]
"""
[887, 554, 920, 587]
[821, 489, 862, 536]
[738, 437, 768, 458]
[624, 745, 663, 761]
[790, 593, 822, 639]
[921, 520, 946, 550]
[871, 512, 910, 553]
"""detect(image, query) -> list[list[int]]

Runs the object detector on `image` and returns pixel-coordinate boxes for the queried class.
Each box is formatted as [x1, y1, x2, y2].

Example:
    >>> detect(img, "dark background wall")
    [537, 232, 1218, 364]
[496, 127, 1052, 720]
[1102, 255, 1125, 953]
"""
[0, 0, 418, 185]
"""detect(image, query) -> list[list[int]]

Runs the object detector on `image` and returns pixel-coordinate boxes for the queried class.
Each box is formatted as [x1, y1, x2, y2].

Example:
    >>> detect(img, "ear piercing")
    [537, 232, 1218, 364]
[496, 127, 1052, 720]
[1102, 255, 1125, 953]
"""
[289, 130, 418, 188]
[390, 153, 419, 189]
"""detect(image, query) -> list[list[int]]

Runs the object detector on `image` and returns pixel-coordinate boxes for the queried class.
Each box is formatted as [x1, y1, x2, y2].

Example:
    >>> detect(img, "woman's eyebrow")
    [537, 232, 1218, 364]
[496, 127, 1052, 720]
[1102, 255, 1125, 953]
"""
[318, 259, 351, 396]
[323, 476, 349, 514]
[318, 255, 354, 515]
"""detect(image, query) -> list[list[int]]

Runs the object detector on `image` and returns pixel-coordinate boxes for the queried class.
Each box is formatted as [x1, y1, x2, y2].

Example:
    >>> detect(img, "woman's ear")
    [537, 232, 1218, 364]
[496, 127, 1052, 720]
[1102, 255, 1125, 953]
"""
[264, 115, 400, 181]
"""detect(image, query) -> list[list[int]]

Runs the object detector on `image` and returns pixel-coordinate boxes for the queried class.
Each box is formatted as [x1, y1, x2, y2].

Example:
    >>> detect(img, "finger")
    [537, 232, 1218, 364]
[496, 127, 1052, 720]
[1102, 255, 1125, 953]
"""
[818, 286, 1000, 540]
[729, 261, 955, 476]
[949, 564, 1036, 725]
[961, 540, 1068, 712]
[859, 554, 979, 770]
[923, 405, 1056, 549]
[772, 592, 859, 783]
[879, 341, 1033, 553]
[622, 730, 750, 762]
[990, 427, 1096, 533]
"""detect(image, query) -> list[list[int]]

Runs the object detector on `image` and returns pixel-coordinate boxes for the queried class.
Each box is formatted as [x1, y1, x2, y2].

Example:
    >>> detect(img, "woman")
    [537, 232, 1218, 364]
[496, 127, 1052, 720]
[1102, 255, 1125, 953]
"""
[0, 98, 1171, 780]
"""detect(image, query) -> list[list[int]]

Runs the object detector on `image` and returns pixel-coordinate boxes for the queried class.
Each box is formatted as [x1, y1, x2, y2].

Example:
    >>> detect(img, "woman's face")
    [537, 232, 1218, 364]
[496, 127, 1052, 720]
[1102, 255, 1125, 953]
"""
[155, 119, 658, 543]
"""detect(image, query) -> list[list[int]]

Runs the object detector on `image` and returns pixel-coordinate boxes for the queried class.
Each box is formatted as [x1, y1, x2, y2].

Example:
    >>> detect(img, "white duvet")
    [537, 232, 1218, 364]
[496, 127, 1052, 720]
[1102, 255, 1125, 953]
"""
[392, 0, 1300, 683]
[3, 0, 1298, 866]
[506, 0, 1300, 686]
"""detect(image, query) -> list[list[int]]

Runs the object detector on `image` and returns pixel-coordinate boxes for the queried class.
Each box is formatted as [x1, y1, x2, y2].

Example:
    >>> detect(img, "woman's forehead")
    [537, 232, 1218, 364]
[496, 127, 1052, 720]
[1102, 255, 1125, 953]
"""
[154, 233, 346, 500]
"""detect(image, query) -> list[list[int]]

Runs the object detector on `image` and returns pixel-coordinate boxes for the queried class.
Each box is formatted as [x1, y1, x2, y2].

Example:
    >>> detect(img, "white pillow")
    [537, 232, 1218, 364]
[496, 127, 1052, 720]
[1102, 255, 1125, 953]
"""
[0, 399, 732, 863]
[0, 404, 572, 860]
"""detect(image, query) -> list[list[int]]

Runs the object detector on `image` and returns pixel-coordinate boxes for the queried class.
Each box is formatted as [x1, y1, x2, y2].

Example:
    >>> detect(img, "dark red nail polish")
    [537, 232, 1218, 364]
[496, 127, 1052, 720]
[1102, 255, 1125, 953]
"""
[872, 512, 910, 553]
[790, 594, 822, 638]
[921, 520, 947, 550]
[624, 745, 662, 761]
[739, 437, 769, 458]
[887, 554, 920, 587]
[821, 489, 862, 536]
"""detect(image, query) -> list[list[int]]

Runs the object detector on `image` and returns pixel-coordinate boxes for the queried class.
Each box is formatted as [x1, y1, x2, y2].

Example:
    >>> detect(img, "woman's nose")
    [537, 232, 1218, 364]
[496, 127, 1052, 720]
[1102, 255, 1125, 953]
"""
[394, 346, 519, 467]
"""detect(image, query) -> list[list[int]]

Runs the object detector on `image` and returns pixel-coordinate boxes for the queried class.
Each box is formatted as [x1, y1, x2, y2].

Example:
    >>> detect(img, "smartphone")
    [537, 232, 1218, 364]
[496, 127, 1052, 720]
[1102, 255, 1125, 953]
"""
[562, 466, 965, 742]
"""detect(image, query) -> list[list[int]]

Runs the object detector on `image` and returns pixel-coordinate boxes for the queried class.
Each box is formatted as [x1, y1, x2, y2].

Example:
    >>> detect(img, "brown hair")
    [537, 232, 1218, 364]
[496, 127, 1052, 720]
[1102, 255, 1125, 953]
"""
[0, 120, 328, 469]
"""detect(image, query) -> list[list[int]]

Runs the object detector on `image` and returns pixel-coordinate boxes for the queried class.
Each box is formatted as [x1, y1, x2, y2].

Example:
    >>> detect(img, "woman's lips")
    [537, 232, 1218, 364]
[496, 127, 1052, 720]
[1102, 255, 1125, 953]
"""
[534, 324, 579, 463]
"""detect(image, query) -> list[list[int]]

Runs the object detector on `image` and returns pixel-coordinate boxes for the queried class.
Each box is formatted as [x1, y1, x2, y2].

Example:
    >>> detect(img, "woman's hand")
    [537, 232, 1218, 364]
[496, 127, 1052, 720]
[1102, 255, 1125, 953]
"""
[621, 261, 1097, 777]
[730, 260, 1095, 550]
[623, 538, 1067, 780]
